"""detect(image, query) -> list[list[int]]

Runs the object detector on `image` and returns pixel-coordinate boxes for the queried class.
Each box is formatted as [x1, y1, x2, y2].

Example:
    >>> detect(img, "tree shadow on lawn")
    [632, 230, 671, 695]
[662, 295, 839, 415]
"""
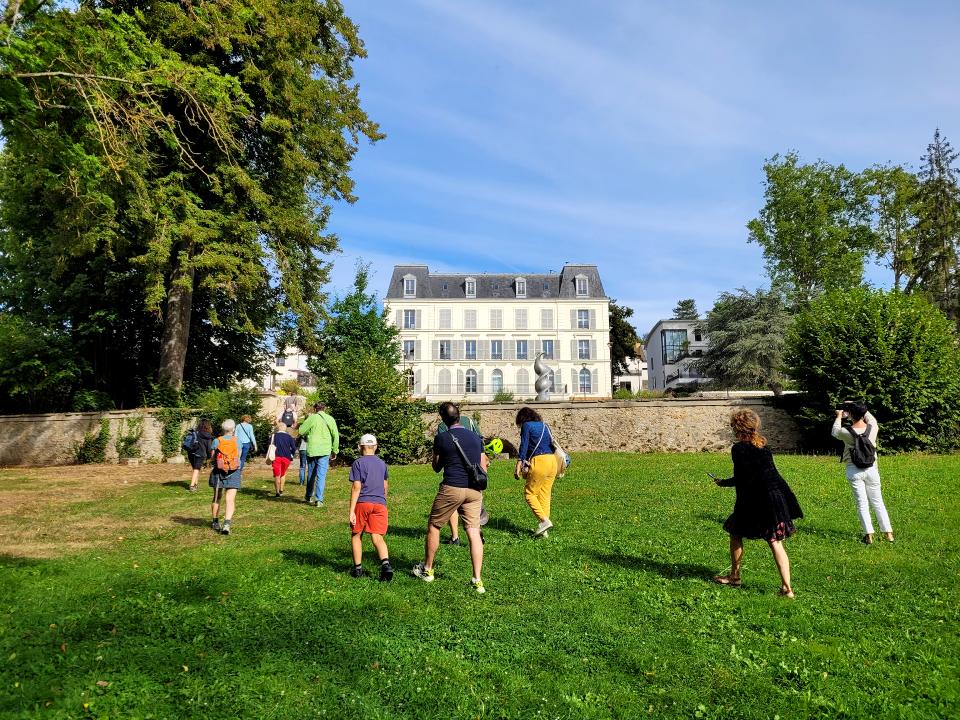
[170, 515, 208, 528]
[588, 550, 717, 582]
[162, 480, 189, 489]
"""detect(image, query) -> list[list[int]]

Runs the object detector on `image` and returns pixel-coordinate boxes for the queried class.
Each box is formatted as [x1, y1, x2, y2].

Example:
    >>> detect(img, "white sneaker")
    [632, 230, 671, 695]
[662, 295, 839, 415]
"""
[412, 562, 434, 582]
[470, 578, 486, 594]
[534, 518, 553, 537]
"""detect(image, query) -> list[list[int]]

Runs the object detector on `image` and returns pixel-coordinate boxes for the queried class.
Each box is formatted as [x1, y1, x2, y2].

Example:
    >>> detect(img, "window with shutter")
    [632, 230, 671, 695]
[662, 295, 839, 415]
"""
[439, 309, 451, 330]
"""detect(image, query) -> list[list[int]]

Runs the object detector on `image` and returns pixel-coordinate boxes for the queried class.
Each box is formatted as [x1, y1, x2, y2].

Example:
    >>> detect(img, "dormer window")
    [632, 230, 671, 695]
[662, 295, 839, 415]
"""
[515, 277, 526, 298]
[465, 277, 476, 298]
[403, 274, 416, 298]
[575, 274, 589, 297]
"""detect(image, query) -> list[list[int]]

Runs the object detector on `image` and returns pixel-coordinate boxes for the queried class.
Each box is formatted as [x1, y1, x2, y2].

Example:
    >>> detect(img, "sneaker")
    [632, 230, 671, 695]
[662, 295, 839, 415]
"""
[211, 518, 221, 532]
[306, 499, 317, 506]
[379, 562, 394, 582]
[534, 518, 553, 537]
[470, 578, 486, 594]
[316, 500, 324, 507]
[349, 565, 367, 578]
[412, 563, 434, 582]
[441, 537, 462, 546]
[221, 521, 231, 536]
[188, 485, 198, 493]
[275, 492, 281, 498]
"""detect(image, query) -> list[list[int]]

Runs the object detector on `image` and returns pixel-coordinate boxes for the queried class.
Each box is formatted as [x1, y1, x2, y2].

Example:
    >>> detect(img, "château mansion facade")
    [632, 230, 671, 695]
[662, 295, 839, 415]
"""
[385, 264, 611, 401]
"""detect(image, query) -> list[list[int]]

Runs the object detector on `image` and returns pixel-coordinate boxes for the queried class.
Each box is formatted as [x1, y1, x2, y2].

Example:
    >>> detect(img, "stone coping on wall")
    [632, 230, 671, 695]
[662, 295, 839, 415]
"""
[454, 397, 779, 410]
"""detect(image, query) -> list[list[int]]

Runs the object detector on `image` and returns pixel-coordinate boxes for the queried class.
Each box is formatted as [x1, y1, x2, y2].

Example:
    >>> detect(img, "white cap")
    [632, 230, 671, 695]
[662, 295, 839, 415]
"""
[359, 433, 377, 446]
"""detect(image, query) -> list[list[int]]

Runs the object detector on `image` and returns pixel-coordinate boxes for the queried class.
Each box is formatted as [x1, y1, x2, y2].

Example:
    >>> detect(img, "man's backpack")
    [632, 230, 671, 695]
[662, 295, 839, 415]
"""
[849, 425, 877, 469]
[215, 435, 241, 473]
[181, 428, 198, 453]
[281, 409, 295, 427]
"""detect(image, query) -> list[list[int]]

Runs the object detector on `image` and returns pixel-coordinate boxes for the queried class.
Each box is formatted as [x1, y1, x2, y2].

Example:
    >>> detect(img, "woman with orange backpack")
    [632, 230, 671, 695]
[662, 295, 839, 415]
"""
[209, 419, 243, 535]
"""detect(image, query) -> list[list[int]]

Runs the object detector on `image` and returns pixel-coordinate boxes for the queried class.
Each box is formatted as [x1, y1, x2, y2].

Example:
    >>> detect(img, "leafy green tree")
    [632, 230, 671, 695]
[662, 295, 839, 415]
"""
[862, 164, 920, 291]
[785, 287, 960, 451]
[308, 267, 425, 463]
[747, 153, 876, 304]
[608, 299, 640, 375]
[672, 299, 699, 319]
[0, 0, 381, 406]
[908, 129, 960, 321]
[0, 315, 85, 413]
[697, 288, 791, 394]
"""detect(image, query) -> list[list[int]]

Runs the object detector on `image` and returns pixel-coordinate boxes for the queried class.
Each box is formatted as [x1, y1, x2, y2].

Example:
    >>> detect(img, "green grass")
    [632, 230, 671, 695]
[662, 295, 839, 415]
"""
[1, 453, 958, 719]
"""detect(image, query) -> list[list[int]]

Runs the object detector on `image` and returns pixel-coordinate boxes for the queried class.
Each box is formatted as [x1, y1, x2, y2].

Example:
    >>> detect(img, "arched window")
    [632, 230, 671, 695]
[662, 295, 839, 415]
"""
[516, 368, 529, 394]
[465, 369, 478, 393]
[438, 369, 451, 394]
[491, 369, 504, 393]
[579, 368, 592, 394]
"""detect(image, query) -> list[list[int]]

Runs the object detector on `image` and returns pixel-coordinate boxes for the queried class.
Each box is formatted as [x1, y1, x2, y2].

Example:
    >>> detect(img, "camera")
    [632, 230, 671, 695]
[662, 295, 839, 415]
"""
[835, 401, 856, 413]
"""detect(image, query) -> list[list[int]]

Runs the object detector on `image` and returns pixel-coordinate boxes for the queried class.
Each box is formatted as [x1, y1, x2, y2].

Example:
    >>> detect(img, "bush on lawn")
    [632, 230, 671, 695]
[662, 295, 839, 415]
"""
[785, 287, 960, 451]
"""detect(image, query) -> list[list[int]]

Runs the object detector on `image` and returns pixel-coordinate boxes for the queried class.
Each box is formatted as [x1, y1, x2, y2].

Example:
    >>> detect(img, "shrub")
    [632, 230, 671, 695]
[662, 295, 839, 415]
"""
[115, 415, 144, 459]
[492, 390, 515, 403]
[74, 418, 110, 464]
[154, 407, 194, 458]
[317, 349, 428, 464]
[785, 288, 960, 451]
[612, 389, 635, 400]
[71, 389, 115, 412]
[279, 379, 305, 396]
[187, 386, 272, 450]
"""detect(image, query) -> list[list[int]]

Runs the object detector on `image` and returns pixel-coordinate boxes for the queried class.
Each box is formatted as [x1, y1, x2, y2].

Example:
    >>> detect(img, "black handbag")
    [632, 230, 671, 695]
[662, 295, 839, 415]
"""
[450, 433, 488, 491]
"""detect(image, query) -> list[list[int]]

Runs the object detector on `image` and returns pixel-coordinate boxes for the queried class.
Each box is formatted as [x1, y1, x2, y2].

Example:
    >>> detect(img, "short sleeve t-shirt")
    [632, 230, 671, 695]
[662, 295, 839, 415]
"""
[272, 431, 297, 460]
[433, 426, 484, 488]
[349, 455, 389, 506]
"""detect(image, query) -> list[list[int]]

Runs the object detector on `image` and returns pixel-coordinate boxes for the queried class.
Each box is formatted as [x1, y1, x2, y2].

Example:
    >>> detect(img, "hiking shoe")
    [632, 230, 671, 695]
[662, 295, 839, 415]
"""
[470, 578, 486, 594]
[412, 563, 434, 582]
[211, 518, 221, 532]
[442, 537, 462, 546]
[534, 518, 553, 537]
[379, 562, 394, 582]
[221, 521, 231, 536]
[188, 485, 198, 493]
[349, 565, 367, 578]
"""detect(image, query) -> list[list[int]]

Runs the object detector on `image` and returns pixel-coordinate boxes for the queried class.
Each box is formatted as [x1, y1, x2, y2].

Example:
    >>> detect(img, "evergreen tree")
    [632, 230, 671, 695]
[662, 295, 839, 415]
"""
[672, 298, 699, 320]
[908, 129, 960, 321]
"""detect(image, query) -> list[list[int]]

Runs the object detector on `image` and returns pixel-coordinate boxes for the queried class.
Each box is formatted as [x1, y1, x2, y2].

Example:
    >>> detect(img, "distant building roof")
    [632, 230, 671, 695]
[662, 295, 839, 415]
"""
[385, 264, 606, 300]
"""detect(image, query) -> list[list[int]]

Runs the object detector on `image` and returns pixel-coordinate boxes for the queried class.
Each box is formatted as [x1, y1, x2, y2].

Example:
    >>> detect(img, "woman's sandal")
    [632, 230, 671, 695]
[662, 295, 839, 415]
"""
[779, 586, 795, 599]
[713, 574, 742, 588]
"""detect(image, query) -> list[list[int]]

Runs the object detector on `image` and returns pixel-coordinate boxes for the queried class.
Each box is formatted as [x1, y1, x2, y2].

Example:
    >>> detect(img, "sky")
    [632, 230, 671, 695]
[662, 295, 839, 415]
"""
[324, 0, 960, 336]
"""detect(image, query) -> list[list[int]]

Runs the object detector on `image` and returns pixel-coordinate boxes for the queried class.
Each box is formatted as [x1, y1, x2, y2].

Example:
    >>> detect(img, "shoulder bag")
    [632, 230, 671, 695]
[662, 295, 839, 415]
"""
[449, 432, 488, 491]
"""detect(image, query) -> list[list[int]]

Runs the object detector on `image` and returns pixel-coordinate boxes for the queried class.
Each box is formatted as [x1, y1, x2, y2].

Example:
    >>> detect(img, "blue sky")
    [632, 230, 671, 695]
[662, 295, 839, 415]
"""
[325, 0, 960, 336]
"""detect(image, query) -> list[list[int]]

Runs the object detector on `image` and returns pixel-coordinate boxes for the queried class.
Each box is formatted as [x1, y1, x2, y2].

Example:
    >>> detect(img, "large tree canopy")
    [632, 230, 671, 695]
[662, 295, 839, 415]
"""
[0, 0, 381, 409]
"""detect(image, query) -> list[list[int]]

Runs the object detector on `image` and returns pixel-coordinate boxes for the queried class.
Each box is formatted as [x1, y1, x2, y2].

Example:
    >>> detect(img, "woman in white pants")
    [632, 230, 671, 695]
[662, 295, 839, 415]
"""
[832, 404, 894, 544]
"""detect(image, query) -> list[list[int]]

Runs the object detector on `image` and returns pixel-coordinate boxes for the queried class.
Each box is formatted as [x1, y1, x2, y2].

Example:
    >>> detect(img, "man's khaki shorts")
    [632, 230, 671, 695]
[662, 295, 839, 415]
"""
[428, 484, 483, 529]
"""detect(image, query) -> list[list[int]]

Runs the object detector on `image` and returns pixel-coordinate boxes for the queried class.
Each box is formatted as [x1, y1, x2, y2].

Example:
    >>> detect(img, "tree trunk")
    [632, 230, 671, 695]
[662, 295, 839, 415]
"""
[157, 259, 195, 390]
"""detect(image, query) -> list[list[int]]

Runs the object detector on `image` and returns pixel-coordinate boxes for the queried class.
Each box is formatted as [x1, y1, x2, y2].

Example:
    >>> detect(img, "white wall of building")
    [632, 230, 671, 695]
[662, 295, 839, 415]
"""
[644, 319, 710, 391]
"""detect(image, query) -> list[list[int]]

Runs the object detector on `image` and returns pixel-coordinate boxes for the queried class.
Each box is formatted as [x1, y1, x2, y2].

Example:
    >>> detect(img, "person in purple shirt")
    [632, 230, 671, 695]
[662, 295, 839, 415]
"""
[348, 434, 393, 581]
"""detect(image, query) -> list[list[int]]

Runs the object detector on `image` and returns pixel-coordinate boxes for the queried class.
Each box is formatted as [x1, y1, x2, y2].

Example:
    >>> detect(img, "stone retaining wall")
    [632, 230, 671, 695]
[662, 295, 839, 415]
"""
[0, 410, 192, 467]
[425, 398, 800, 454]
[0, 398, 799, 467]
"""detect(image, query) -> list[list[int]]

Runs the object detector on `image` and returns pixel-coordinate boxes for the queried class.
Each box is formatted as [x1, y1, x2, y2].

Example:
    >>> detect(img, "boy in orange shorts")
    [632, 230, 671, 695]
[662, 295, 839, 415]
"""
[348, 434, 392, 581]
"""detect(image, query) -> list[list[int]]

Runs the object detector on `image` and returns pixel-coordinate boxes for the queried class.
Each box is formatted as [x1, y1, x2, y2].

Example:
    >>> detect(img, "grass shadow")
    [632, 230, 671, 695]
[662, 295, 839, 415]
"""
[796, 523, 855, 542]
[170, 515, 208, 528]
[589, 550, 717, 582]
[280, 548, 419, 576]
[162, 480, 189, 489]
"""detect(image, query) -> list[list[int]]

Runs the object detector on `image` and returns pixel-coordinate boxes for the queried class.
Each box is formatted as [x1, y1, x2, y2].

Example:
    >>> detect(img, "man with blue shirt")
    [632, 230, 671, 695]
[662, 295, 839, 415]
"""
[297, 402, 339, 506]
[413, 402, 489, 593]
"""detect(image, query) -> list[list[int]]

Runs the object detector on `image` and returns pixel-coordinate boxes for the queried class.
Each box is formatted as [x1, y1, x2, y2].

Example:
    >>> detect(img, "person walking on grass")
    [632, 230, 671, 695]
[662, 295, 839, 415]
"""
[297, 402, 339, 507]
[269, 422, 297, 498]
[209, 419, 243, 536]
[348, 434, 393, 581]
[187, 420, 214, 492]
[297, 435, 308, 486]
[235, 414, 258, 472]
[514, 406, 559, 538]
[436, 408, 481, 546]
[413, 402, 488, 593]
[711, 409, 803, 598]
[832, 402, 894, 545]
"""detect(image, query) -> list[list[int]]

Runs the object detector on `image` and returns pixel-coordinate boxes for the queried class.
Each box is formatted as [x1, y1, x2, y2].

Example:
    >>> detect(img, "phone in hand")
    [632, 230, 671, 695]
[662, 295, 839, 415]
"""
[706, 472, 719, 481]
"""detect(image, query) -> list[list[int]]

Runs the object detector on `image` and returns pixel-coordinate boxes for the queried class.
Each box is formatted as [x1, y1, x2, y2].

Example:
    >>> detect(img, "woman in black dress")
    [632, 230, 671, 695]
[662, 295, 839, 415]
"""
[712, 409, 803, 598]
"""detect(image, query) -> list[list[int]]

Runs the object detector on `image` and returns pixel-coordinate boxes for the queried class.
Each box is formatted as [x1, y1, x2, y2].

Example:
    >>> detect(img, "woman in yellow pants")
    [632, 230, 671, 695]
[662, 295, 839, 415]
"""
[514, 407, 559, 537]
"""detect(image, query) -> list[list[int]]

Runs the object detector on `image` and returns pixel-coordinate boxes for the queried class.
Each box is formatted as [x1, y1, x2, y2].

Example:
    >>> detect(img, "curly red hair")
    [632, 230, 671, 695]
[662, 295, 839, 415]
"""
[730, 409, 767, 448]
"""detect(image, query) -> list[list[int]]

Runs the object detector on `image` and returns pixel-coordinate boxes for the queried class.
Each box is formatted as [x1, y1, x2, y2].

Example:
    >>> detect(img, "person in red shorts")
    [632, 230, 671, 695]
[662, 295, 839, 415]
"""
[269, 422, 297, 498]
[348, 433, 392, 581]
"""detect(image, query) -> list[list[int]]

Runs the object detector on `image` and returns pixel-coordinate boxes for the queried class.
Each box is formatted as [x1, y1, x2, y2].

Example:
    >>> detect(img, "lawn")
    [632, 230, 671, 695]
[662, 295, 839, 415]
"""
[0, 452, 957, 719]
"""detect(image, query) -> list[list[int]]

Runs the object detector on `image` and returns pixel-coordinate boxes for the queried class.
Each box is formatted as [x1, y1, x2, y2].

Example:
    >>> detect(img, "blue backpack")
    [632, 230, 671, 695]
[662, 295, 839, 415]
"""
[181, 428, 199, 452]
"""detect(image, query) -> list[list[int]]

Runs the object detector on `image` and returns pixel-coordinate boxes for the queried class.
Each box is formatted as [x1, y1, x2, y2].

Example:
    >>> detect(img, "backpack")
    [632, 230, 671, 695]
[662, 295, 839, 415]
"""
[215, 435, 241, 473]
[849, 424, 877, 469]
[181, 428, 198, 453]
[281, 409, 295, 427]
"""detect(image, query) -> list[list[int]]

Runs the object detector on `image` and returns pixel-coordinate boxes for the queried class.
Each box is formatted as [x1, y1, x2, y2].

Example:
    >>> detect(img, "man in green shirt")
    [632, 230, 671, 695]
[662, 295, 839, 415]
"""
[297, 402, 339, 506]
